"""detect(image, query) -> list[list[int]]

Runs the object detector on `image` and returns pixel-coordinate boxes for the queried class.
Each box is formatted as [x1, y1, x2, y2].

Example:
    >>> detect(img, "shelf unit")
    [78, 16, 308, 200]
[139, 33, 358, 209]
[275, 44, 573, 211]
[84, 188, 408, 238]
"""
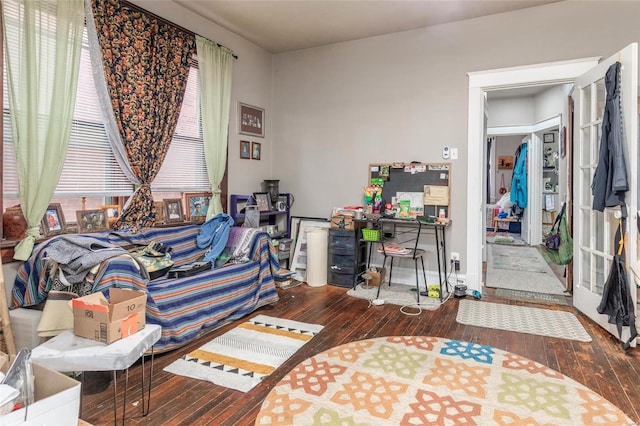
[542, 134, 560, 228]
[229, 194, 292, 239]
[327, 226, 367, 288]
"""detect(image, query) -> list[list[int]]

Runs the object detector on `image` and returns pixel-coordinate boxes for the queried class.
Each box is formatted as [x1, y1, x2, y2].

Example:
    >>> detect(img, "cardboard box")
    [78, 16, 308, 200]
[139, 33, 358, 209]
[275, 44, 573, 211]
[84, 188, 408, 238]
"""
[0, 354, 80, 426]
[72, 288, 147, 344]
[331, 214, 354, 230]
[365, 267, 386, 286]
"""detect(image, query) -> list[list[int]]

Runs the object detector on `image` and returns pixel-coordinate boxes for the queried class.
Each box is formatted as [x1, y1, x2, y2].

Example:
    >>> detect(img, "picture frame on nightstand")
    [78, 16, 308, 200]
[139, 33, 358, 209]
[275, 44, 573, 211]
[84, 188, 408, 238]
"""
[41, 203, 66, 236]
[164, 199, 184, 223]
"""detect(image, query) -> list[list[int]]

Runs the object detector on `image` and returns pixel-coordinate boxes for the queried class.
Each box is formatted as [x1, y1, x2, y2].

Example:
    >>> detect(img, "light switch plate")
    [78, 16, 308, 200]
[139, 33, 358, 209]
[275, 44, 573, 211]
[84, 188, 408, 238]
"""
[450, 148, 458, 160]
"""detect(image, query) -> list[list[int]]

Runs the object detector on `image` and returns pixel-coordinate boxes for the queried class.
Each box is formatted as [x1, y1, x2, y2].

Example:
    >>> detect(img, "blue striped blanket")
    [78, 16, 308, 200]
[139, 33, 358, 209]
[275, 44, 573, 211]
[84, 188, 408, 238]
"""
[12, 225, 280, 352]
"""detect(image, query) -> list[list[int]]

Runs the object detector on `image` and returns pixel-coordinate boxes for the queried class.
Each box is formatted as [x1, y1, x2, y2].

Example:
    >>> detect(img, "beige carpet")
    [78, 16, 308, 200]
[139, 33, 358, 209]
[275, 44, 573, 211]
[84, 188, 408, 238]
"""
[164, 315, 323, 392]
[456, 300, 591, 342]
[486, 244, 566, 295]
[256, 336, 630, 425]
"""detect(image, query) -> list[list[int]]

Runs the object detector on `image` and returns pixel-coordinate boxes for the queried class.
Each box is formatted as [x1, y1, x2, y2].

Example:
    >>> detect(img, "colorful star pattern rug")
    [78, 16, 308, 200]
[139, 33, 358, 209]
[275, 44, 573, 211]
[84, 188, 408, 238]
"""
[256, 336, 632, 425]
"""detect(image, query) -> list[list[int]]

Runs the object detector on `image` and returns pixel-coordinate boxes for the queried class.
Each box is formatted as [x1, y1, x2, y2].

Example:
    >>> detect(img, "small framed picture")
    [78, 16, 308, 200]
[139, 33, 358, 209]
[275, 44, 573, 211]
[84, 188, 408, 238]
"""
[253, 192, 272, 212]
[497, 156, 514, 170]
[251, 142, 261, 160]
[184, 192, 211, 221]
[164, 198, 184, 223]
[154, 201, 165, 224]
[41, 203, 66, 236]
[543, 133, 555, 143]
[240, 140, 251, 159]
[238, 102, 264, 137]
[76, 209, 108, 233]
[99, 205, 121, 226]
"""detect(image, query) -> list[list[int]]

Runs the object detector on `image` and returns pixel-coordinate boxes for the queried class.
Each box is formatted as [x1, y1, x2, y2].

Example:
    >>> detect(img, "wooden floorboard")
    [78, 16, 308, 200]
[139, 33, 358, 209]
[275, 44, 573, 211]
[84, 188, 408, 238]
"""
[77, 284, 640, 425]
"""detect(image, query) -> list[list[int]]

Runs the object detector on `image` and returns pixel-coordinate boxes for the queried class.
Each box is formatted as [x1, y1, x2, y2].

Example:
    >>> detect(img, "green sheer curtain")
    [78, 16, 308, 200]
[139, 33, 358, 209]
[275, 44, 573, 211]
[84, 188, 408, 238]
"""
[196, 35, 234, 219]
[2, 0, 84, 260]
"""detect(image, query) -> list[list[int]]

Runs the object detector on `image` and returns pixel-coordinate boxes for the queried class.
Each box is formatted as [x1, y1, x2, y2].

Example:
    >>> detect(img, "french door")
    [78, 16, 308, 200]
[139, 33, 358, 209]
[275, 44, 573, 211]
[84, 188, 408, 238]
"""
[572, 43, 638, 344]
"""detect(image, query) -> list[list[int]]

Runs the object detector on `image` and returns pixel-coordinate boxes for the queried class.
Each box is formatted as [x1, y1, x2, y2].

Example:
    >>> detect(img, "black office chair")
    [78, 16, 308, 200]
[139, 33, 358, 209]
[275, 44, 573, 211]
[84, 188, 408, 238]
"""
[376, 218, 428, 303]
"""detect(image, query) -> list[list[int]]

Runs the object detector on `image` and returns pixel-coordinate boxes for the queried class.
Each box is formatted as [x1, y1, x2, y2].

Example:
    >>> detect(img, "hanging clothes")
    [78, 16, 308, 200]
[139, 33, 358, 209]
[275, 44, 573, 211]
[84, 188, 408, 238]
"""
[510, 142, 528, 209]
[196, 213, 235, 262]
[592, 62, 628, 212]
[597, 219, 637, 350]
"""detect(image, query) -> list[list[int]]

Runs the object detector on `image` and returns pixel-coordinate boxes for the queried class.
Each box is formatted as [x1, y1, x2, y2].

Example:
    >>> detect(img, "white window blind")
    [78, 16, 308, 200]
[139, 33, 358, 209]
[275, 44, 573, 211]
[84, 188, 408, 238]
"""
[152, 62, 209, 193]
[2, 1, 133, 198]
[3, 5, 209, 200]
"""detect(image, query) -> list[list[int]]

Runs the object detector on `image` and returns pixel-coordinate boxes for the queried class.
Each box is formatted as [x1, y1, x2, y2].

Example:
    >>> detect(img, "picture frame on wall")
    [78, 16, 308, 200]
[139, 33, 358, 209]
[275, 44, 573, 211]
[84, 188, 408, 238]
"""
[238, 102, 265, 137]
[251, 142, 261, 160]
[164, 198, 184, 223]
[76, 209, 108, 233]
[497, 156, 514, 170]
[240, 140, 251, 159]
[543, 132, 555, 143]
[41, 203, 66, 236]
[184, 192, 211, 221]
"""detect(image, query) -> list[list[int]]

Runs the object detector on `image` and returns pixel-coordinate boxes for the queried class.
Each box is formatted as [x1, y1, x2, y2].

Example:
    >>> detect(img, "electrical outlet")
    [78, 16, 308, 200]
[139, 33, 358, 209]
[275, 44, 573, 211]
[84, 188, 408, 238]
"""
[450, 252, 460, 262]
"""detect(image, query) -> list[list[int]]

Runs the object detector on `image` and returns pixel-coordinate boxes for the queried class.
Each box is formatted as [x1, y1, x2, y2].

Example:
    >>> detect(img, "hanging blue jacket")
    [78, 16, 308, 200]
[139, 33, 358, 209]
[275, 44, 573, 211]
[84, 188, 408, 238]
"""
[510, 142, 528, 209]
[196, 213, 235, 262]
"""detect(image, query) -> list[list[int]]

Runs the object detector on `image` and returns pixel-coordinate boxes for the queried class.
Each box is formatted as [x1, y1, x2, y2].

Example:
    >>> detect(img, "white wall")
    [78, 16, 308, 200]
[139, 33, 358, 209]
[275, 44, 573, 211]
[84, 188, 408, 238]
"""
[534, 85, 569, 123]
[129, 1, 275, 198]
[493, 135, 523, 203]
[488, 97, 534, 128]
[272, 0, 640, 270]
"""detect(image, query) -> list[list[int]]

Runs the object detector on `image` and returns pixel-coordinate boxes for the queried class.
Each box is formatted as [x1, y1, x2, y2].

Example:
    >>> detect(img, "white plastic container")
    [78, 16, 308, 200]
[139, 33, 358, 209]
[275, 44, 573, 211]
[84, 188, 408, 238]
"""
[306, 230, 328, 287]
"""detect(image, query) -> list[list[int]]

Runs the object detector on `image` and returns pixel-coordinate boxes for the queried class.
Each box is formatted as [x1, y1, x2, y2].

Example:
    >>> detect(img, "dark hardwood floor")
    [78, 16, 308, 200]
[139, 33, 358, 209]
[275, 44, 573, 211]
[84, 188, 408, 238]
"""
[80, 284, 640, 425]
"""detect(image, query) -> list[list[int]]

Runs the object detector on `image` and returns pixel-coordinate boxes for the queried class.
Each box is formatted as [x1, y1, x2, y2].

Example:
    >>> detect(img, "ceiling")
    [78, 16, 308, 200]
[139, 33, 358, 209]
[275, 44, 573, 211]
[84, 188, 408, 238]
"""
[173, 0, 562, 54]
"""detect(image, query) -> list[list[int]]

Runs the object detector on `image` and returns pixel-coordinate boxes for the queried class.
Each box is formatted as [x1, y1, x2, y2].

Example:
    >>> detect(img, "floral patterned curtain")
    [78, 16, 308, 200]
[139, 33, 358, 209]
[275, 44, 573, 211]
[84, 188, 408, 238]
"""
[90, 0, 195, 231]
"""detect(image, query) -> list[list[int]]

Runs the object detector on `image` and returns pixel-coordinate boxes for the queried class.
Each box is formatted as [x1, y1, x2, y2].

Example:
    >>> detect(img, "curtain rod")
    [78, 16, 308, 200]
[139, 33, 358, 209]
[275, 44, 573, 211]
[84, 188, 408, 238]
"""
[122, 1, 238, 60]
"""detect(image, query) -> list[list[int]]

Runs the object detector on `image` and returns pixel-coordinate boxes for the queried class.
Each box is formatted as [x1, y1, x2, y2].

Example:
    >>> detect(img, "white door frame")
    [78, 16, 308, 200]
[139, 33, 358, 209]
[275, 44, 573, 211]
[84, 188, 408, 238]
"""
[466, 57, 600, 292]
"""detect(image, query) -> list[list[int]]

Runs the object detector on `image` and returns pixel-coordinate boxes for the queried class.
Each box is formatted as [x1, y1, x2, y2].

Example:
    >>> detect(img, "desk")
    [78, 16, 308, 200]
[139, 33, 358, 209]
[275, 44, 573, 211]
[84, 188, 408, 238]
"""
[360, 218, 450, 300]
[31, 324, 161, 425]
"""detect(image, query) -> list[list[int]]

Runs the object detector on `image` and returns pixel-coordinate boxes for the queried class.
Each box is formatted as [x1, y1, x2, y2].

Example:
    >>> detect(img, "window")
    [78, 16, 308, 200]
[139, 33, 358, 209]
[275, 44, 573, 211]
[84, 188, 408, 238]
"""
[152, 60, 209, 194]
[2, 4, 213, 222]
[2, 3, 132, 215]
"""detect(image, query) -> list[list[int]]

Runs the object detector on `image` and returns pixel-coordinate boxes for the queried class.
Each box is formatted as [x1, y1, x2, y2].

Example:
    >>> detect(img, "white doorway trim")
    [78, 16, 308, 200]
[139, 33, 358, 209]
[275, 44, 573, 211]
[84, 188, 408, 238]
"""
[487, 116, 562, 246]
[465, 57, 600, 292]
[487, 116, 561, 136]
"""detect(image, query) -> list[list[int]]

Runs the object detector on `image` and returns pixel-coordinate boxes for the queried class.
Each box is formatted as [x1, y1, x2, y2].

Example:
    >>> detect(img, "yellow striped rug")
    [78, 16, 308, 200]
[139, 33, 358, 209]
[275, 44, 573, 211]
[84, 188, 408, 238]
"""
[163, 315, 324, 392]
